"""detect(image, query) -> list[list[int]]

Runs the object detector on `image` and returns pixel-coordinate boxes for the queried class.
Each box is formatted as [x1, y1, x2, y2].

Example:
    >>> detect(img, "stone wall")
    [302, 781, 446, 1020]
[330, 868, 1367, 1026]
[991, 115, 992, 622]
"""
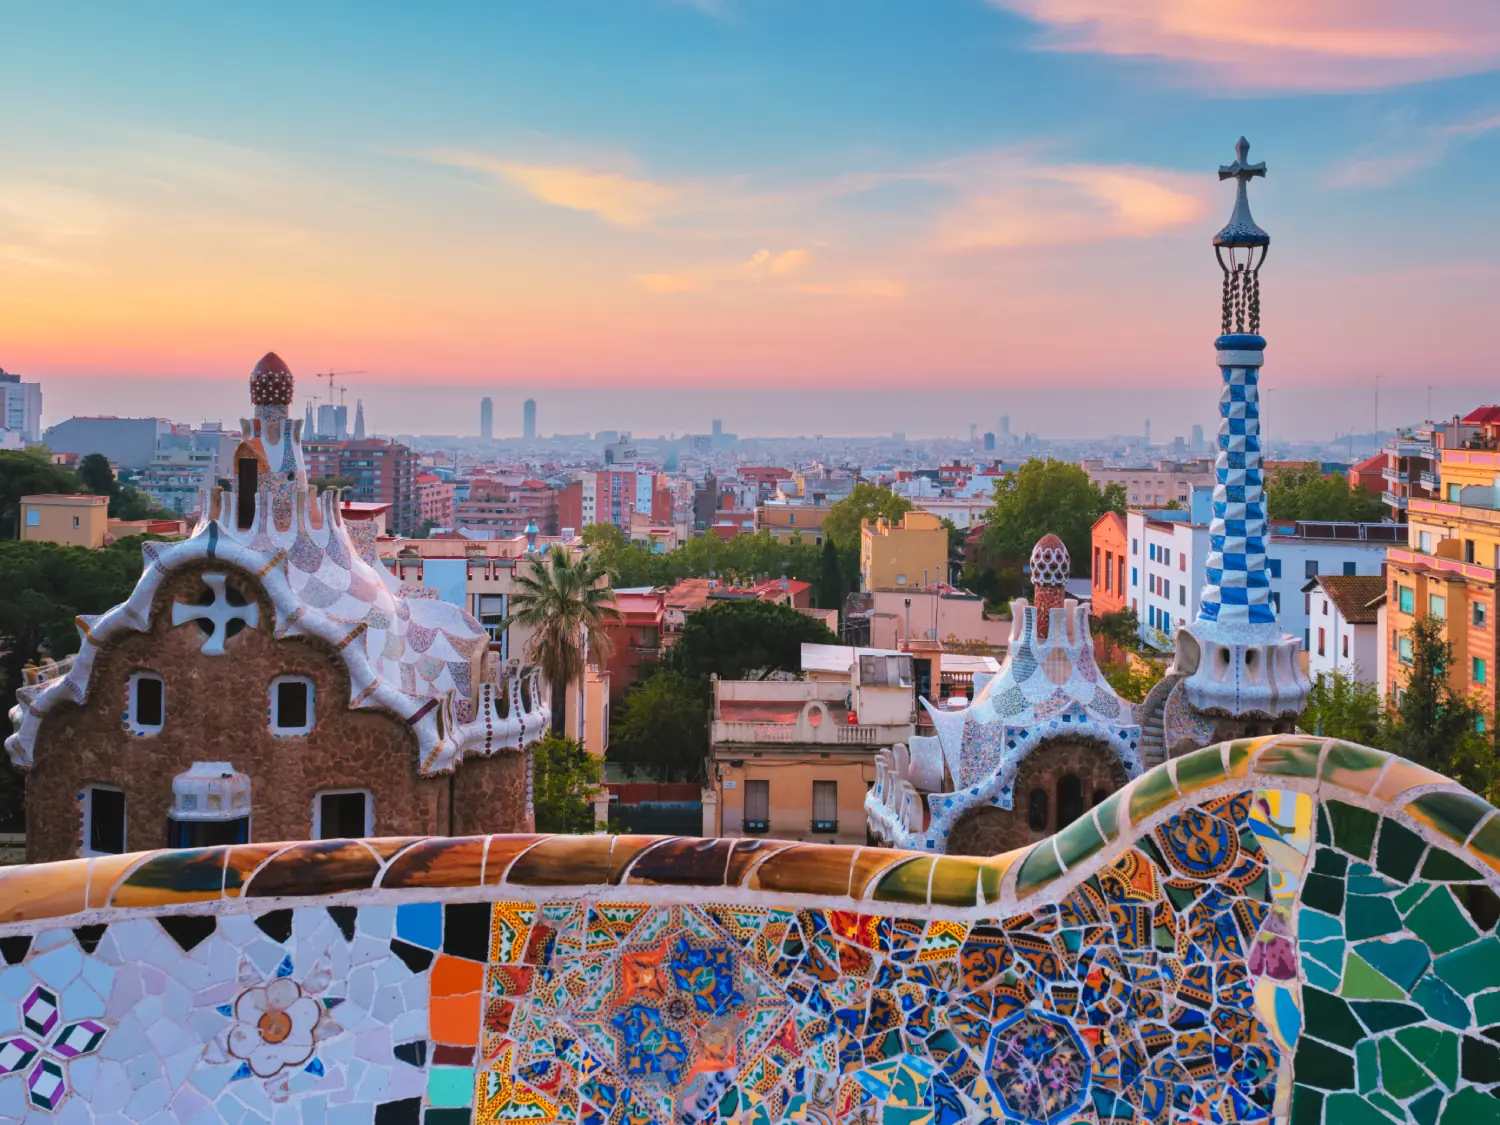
[23, 560, 529, 862]
[0, 734, 1496, 1125]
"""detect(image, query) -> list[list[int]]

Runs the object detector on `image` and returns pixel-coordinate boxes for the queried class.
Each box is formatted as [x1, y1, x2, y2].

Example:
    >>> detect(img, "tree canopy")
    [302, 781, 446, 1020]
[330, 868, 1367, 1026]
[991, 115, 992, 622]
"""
[980, 459, 1124, 576]
[1384, 616, 1497, 799]
[821, 483, 912, 547]
[608, 670, 710, 782]
[584, 528, 835, 603]
[0, 450, 79, 538]
[671, 598, 838, 682]
[530, 734, 604, 833]
[1265, 465, 1383, 522]
[1302, 670, 1383, 746]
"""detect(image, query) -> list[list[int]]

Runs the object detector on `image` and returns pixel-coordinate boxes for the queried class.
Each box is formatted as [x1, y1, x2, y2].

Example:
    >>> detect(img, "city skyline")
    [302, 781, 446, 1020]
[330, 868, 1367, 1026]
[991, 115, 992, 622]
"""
[2, 1, 1499, 416]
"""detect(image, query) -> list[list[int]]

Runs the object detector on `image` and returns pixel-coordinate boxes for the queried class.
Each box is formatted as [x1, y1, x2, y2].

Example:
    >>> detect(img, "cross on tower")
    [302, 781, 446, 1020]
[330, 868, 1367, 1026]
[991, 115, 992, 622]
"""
[1218, 136, 1265, 186]
[171, 573, 260, 655]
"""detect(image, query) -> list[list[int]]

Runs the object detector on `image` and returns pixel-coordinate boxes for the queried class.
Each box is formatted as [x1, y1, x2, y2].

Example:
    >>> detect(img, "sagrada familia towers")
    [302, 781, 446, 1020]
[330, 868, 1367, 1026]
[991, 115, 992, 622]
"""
[869, 139, 1311, 853]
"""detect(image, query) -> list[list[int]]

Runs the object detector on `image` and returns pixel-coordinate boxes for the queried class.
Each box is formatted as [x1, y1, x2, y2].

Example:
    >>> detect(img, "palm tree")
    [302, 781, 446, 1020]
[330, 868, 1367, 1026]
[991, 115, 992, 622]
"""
[503, 546, 620, 735]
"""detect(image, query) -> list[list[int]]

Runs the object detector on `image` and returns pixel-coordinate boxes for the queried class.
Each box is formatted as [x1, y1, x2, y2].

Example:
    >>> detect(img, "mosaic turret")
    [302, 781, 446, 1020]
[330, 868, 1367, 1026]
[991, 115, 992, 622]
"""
[1171, 139, 1309, 721]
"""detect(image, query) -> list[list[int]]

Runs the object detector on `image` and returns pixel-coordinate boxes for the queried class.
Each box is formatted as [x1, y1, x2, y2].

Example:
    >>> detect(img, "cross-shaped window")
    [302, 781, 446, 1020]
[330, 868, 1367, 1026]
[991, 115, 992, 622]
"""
[170, 573, 260, 655]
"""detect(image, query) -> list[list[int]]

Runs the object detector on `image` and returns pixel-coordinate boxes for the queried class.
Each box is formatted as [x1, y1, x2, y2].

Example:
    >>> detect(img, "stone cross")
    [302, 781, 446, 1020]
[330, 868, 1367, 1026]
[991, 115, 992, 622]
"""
[1219, 136, 1266, 186]
[172, 573, 259, 656]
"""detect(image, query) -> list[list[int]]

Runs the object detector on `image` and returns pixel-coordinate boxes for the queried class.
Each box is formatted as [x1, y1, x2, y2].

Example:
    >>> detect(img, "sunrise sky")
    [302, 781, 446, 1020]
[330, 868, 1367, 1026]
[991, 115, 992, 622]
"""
[4, 1, 1500, 436]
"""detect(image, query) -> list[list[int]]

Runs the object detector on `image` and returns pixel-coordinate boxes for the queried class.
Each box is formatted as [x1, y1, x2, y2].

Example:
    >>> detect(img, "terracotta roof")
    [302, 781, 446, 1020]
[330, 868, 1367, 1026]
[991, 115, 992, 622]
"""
[1312, 574, 1387, 624]
[1351, 453, 1386, 473]
[1462, 406, 1500, 425]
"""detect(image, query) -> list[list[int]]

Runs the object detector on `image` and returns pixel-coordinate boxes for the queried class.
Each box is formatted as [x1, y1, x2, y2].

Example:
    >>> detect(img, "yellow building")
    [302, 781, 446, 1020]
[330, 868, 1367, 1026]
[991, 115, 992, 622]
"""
[1386, 408, 1500, 728]
[20, 494, 110, 548]
[860, 510, 948, 591]
[755, 501, 829, 544]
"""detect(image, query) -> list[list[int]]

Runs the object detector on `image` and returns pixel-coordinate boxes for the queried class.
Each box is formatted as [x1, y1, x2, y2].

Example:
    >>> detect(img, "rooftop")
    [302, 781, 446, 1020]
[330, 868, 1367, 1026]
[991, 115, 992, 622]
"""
[1306, 574, 1387, 624]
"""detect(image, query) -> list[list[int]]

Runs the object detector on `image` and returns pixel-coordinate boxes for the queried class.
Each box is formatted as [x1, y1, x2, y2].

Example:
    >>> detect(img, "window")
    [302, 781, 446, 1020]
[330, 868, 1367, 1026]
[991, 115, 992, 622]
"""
[859, 654, 913, 687]
[1343, 561, 1357, 576]
[1322, 600, 1329, 616]
[1317, 628, 1326, 656]
[478, 594, 506, 649]
[72, 516, 80, 529]
[1163, 580, 1171, 599]
[1163, 549, 1171, 566]
[83, 787, 125, 856]
[24, 509, 38, 527]
[1149, 544, 1156, 562]
[1476, 658, 1489, 686]
[168, 816, 250, 848]
[895, 574, 907, 586]
[1131, 567, 1138, 587]
[1057, 775, 1085, 829]
[1304, 629, 1310, 651]
[1420, 531, 1433, 553]
[1162, 614, 1171, 634]
[1132, 538, 1138, 555]
[1449, 484, 1462, 503]
[314, 790, 371, 839]
[271, 676, 315, 735]
[1429, 594, 1447, 620]
[1305, 560, 1319, 579]
[1398, 636, 1414, 665]
[1479, 716, 1488, 734]
[1094, 548, 1101, 581]
[1466, 540, 1476, 564]
[1476, 602, 1488, 629]
[743, 779, 770, 833]
[1027, 788, 1049, 832]
[1180, 553, 1186, 572]
[1268, 559, 1281, 579]
[1399, 586, 1414, 614]
[128, 672, 165, 734]
[1091, 788, 1110, 807]
[811, 781, 838, 833]
[1342, 635, 1349, 658]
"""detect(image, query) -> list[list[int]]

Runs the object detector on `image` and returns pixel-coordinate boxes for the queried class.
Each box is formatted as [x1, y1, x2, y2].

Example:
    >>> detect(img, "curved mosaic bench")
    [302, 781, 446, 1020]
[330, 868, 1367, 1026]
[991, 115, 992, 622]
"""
[0, 733, 1497, 1123]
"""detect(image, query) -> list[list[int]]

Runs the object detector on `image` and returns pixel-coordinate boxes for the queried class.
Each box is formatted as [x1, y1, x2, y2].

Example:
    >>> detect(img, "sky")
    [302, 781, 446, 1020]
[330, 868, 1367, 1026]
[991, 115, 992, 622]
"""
[4, 0, 1500, 439]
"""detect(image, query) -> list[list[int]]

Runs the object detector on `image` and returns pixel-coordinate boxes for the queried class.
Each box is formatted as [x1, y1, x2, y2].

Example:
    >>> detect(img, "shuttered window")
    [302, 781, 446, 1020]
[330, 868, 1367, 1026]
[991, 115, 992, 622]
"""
[812, 782, 838, 831]
[744, 780, 769, 832]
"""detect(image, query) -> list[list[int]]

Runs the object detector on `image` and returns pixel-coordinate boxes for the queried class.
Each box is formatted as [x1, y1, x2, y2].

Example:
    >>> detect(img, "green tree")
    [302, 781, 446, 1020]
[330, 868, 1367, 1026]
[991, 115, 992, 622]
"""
[1302, 670, 1383, 744]
[1093, 608, 1141, 652]
[111, 482, 164, 521]
[822, 483, 912, 547]
[502, 546, 621, 734]
[1102, 663, 1160, 704]
[1385, 616, 1498, 799]
[608, 669, 710, 782]
[980, 459, 1124, 576]
[77, 453, 115, 496]
[1265, 465, 1383, 522]
[818, 538, 843, 615]
[672, 599, 837, 682]
[0, 450, 78, 538]
[530, 734, 604, 833]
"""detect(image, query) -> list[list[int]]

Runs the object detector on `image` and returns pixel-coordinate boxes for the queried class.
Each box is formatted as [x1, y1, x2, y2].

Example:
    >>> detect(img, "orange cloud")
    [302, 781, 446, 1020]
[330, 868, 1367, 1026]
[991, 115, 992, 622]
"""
[989, 0, 1500, 90]
[425, 152, 687, 229]
[635, 247, 816, 293]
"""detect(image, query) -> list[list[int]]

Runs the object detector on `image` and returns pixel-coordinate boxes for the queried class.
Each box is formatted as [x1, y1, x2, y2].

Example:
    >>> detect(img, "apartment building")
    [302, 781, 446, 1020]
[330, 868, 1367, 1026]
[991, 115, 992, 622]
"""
[860, 510, 948, 591]
[1379, 415, 1479, 522]
[452, 476, 558, 537]
[416, 474, 456, 527]
[1090, 512, 1129, 617]
[19, 494, 110, 548]
[1081, 458, 1214, 507]
[756, 500, 830, 544]
[303, 437, 420, 534]
[1304, 574, 1385, 683]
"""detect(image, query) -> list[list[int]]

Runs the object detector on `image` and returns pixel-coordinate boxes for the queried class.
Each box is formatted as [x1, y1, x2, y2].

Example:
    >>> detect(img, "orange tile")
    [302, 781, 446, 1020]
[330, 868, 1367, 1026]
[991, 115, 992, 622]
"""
[381, 837, 486, 889]
[431, 953, 484, 998]
[87, 853, 148, 908]
[0, 860, 88, 925]
[430, 991, 481, 1047]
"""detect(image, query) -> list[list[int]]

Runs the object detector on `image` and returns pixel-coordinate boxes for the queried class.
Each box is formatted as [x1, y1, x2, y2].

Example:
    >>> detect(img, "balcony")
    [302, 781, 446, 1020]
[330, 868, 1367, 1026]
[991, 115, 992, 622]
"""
[1382, 466, 1409, 485]
[1384, 439, 1432, 458]
[1383, 492, 1409, 510]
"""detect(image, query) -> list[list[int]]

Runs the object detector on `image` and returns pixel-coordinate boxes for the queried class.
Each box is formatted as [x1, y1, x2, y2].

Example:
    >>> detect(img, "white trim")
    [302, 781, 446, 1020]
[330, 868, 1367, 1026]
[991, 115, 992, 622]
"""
[126, 671, 165, 736]
[311, 788, 373, 839]
[270, 675, 316, 736]
[81, 784, 126, 857]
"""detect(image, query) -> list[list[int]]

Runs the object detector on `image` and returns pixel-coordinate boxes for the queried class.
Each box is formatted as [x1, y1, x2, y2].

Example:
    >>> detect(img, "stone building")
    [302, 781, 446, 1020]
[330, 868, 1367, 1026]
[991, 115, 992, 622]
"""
[867, 534, 1143, 855]
[6, 354, 549, 863]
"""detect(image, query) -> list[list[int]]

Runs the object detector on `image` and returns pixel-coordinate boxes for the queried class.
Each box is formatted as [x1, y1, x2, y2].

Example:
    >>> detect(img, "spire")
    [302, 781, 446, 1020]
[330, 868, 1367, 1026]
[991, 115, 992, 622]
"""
[1214, 137, 1269, 336]
[1029, 534, 1069, 639]
[304, 401, 314, 438]
[354, 399, 366, 440]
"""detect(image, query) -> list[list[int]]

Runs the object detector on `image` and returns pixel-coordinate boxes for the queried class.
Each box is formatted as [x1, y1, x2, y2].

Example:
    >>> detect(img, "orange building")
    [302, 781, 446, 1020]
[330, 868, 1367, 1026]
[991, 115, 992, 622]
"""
[1090, 511, 1129, 617]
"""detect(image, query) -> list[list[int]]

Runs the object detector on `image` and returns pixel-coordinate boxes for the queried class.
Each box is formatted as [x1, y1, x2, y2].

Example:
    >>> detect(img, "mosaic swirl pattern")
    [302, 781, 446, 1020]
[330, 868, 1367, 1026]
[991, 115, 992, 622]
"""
[0, 735, 1496, 1124]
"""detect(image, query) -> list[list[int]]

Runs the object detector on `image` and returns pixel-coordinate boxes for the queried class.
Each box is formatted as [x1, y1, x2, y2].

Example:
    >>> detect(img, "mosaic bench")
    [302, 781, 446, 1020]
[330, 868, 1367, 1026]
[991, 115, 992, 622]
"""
[0, 733, 1497, 1124]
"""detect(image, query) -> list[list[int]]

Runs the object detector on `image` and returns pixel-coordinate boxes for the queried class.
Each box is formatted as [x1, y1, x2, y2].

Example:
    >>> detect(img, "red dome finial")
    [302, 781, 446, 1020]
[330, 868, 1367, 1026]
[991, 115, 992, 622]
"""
[250, 352, 294, 405]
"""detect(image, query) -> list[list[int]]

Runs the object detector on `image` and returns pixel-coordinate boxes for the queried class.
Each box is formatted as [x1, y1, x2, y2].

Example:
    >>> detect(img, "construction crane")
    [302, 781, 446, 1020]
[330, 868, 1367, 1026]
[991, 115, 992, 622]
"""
[312, 369, 367, 406]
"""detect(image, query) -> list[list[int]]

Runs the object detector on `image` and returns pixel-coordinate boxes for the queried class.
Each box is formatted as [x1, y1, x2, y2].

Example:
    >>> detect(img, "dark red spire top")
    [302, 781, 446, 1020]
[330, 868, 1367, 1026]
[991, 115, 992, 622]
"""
[250, 352, 294, 405]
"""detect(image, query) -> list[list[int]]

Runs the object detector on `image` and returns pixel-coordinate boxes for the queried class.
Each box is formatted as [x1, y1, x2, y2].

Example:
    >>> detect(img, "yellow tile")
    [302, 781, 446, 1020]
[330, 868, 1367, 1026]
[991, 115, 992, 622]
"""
[0, 860, 88, 925]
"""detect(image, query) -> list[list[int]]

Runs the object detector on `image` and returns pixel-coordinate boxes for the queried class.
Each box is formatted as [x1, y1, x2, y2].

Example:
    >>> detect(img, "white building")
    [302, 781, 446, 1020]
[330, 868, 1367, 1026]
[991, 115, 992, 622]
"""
[1303, 574, 1386, 684]
[0, 370, 42, 448]
[1127, 494, 1400, 652]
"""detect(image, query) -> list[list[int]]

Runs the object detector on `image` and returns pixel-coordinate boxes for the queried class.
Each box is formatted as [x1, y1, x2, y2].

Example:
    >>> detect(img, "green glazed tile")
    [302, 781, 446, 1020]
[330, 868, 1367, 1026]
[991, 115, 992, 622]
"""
[1323, 1093, 1400, 1125]
[1339, 952, 1405, 1000]
[927, 857, 980, 908]
[1374, 1038, 1434, 1104]
[1408, 792, 1494, 847]
[1302, 988, 1365, 1049]
[870, 856, 933, 905]
[1303, 958, 1341, 993]
[1434, 935, 1500, 996]
[1294, 1039, 1356, 1090]
[1354, 938, 1430, 991]
[1052, 814, 1106, 871]
[1352, 1000, 1425, 1033]
[1346, 894, 1402, 940]
[1375, 817, 1426, 883]
[1301, 911, 1343, 941]
[1411, 976, 1472, 1030]
[1456, 884, 1500, 933]
[1396, 1026, 1459, 1090]
[1092, 789, 1122, 840]
[1289, 1085, 1323, 1125]
[1468, 814, 1500, 875]
[1321, 740, 1391, 792]
[1423, 848, 1483, 882]
[1304, 940, 1345, 974]
[1327, 801, 1380, 860]
[1475, 989, 1500, 1026]
[1225, 738, 1256, 778]
[1013, 841, 1065, 898]
[1127, 767, 1178, 824]
[1396, 881, 1430, 914]
[1463, 1035, 1500, 1085]
[1406, 887, 1479, 955]
[1303, 873, 1346, 916]
[1314, 849, 1349, 876]
[1355, 1038, 1379, 1095]
[1437, 1086, 1500, 1125]
[1173, 746, 1227, 795]
[1256, 736, 1323, 779]
[1410, 1089, 1444, 1125]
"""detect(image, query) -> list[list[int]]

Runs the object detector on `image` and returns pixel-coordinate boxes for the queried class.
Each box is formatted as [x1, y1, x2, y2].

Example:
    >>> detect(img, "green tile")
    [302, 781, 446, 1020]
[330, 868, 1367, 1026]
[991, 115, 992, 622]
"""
[1092, 789, 1122, 841]
[1346, 894, 1403, 940]
[1406, 887, 1480, 954]
[1410, 1089, 1444, 1125]
[1468, 814, 1500, 873]
[1396, 881, 1431, 913]
[1411, 975, 1473, 1030]
[1396, 1026, 1459, 1090]
[1352, 1000, 1426, 1033]
[1304, 958, 1342, 992]
[1455, 883, 1500, 933]
[1301, 911, 1344, 941]
[1317, 803, 1333, 845]
[1475, 988, 1500, 1026]
[1356, 1038, 1379, 1095]
[1354, 938, 1430, 991]
[1322, 739, 1390, 783]
[1304, 939, 1345, 974]
[1295, 1039, 1356, 1090]
[1322, 1093, 1401, 1125]
[1339, 953, 1406, 1001]
[1463, 1034, 1500, 1085]
[871, 856, 933, 905]
[1434, 936, 1500, 996]
[1377, 1038, 1435, 1100]
[1368, 1092, 1406, 1121]
[1438, 1086, 1500, 1125]
[426, 1066, 475, 1108]
[1052, 814, 1106, 872]
[1226, 738, 1256, 777]
[1423, 848, 1483, 881]
[1173, 745, 1227, 794]
[1375, 816, 1426, 883]
[1303, 873, 1346, 916]
[1410, 791, 1494, 846]
[1127, 767, 1178, 824]
[1012, 843, 1064, 898]
[1314, 849, 1349, 876]
[1257, 736, 1324, 779]
[1328, 800, 1380, 860]
[1303, 987, 1366, 1049]
[1290, 1085, 1323, 1125]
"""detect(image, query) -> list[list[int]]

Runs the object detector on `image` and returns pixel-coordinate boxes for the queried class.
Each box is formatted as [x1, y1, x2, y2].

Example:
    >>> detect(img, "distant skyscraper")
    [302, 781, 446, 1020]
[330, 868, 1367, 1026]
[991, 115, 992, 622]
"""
[969, 423, 978, 445]
[304, 401, 314, 439]
[1191, 423, 1205, 451]
[0, 370, 42, 446]
[711, 419, 723, 438]
[523, 398, 537, 441]
[353, 399, 366, 440]
[1000, 415, 1010, 435]
[983, 432, 996, 451]
[1144, 418, 1152, 447]
[480, 397, 494, 441]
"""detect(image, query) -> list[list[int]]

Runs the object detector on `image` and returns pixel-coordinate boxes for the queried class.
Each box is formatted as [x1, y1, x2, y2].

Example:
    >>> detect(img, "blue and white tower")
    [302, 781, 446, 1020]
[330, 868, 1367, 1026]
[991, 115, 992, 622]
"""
[1172, 139, 1309, 722]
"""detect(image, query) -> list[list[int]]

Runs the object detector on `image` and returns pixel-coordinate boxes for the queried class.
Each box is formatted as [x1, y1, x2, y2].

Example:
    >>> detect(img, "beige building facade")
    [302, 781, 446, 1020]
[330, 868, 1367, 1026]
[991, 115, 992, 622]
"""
[1080, 459, 1214, 507]
[860, 510, 947, 591]
[20, 493, 110, 548]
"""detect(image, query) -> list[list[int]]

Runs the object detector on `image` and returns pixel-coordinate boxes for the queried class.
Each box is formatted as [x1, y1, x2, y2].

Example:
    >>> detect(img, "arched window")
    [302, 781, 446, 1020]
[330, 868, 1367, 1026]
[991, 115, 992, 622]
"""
[1027, 787, 1049, 832]
[1091, 788, 1111, 808]
[1057, 774, 1084, 829]
[234, 443, 259, 531]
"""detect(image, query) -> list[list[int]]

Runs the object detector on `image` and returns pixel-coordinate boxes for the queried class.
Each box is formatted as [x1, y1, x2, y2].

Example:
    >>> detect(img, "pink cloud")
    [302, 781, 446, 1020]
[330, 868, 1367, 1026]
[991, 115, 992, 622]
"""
[989, 0, 1500, 90]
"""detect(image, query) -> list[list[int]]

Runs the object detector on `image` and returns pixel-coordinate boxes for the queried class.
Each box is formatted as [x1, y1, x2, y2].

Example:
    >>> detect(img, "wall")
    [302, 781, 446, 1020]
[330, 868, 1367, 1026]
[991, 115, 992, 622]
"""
[19, 495, 109, 549]
[22, 560, 530, 863]
[711, 750, 876, 844]
[42, 417, 164, 470]
[0, 735, 1496, 1124]
[860, 511, 947, 592]
[867, 589, 1010, 651]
